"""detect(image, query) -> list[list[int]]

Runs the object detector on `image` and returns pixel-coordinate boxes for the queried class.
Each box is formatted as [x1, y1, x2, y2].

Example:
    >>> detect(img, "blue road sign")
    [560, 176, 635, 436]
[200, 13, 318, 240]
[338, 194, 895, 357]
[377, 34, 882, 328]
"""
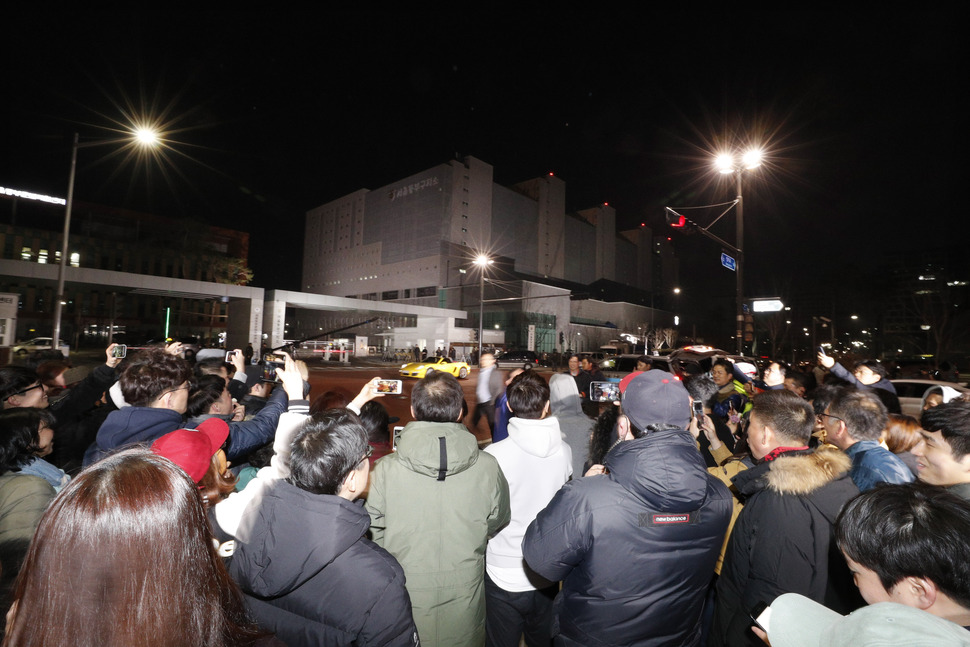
[721, 253, 736, 271]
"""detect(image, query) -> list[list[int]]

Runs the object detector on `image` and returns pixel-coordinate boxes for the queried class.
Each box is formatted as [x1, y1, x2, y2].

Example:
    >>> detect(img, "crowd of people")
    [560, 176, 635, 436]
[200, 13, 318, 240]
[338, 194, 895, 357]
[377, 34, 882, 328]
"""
[1, 341, 970, 646]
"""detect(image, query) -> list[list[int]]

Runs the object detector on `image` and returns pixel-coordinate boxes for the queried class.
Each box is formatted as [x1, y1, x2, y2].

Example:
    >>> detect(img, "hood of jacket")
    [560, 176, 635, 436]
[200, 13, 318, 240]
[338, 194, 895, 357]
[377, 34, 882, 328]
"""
[232, 480, 369, 597]
[506, 416, 563, 458]
[549, 373, 584, 417]
[394, 420, 480, 479]
[96, 406, 183, 450]
[603, 428, 713, 512]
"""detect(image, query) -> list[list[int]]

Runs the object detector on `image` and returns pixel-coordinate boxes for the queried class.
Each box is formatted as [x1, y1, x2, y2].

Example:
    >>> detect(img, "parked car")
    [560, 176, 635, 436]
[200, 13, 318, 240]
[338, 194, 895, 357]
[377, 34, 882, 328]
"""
[890, 379, 969, 417]
[400, 357, 470, 379]
[11, 337, 69, 357]
[495, 350, 540, 369]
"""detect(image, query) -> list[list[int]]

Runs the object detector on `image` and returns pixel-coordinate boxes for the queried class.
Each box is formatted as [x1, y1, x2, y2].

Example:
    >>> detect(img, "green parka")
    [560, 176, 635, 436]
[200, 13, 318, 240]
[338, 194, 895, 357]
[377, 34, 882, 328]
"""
[367, 420, 510, 647]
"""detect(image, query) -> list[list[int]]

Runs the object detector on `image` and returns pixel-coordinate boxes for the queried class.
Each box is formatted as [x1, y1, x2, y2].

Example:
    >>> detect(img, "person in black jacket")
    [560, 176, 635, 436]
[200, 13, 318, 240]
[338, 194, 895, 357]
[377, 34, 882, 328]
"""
[522, 370, 732, 647]
[230, 408, 420, 646]
[710, 390, 863, 647]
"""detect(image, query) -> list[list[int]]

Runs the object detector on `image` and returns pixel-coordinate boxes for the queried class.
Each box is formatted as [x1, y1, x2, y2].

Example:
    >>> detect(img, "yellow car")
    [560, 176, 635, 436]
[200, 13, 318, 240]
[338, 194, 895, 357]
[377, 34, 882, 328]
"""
[400, 357, 470, 379]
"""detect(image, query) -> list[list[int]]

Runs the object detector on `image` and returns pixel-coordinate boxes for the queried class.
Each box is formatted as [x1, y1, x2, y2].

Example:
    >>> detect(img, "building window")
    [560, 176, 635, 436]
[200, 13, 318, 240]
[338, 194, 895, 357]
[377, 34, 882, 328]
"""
[20, 247, 32, 261]
[38, 249, 48, 264]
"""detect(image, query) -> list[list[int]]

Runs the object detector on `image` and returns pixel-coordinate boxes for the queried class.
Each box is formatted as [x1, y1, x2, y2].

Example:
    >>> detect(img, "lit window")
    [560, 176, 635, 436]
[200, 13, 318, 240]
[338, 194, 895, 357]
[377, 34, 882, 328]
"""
[21, 247, 32, 261]
[38, 249, 48, 264]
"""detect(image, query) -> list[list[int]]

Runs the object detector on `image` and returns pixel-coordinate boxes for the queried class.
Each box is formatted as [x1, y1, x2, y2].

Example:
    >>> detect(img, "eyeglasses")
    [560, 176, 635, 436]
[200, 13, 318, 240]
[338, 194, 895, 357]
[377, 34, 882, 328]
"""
[817, 412, 843, 424]
[14, 383, 46, 396]
[359, 445, 374, 465]
[163, 384, 190, 397]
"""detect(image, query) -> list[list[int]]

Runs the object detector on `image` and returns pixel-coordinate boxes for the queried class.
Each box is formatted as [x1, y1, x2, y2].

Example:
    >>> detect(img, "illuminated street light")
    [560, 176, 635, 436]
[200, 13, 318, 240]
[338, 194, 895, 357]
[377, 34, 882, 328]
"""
[474, 254, 493, 364]
[51, 128, 159, 350]
[713, 147, 763, 355]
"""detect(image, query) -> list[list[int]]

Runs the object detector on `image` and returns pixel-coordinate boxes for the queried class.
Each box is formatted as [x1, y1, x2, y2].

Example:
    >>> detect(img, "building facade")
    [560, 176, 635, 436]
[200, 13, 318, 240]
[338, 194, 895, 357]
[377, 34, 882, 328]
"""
[303, 156, 677, 353]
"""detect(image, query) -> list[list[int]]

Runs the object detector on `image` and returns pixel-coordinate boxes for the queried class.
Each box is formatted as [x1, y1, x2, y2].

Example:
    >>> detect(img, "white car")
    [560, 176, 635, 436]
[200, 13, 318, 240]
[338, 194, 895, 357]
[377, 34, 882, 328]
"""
[11, 337, 70, 357]
[890, 379, 968, 417]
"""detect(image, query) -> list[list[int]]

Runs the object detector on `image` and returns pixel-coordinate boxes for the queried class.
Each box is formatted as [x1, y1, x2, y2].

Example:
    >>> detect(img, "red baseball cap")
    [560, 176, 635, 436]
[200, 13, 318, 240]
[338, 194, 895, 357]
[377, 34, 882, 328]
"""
[151, 418, 229, 483]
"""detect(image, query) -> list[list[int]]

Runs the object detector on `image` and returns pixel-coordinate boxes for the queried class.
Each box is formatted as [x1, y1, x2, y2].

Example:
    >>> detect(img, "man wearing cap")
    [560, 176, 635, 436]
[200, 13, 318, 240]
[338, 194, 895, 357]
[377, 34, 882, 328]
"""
[522, 370, 732, 647]
[710, 390, 861, 647]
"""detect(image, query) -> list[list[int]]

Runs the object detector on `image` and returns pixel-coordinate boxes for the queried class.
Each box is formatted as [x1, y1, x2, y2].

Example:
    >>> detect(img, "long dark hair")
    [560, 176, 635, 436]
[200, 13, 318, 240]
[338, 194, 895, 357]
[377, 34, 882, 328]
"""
[4, 449, 266, 647]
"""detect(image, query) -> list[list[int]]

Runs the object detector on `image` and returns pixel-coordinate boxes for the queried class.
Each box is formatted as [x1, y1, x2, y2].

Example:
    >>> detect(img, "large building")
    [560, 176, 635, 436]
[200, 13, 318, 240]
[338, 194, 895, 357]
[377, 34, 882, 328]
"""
[303, 156, 678, 354]
[0, 190, 255, 349]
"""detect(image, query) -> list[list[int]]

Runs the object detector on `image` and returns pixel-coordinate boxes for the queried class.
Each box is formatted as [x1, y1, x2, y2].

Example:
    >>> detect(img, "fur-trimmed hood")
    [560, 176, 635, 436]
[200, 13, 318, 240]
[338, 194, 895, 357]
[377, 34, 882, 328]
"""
[765, 446, 852, 496]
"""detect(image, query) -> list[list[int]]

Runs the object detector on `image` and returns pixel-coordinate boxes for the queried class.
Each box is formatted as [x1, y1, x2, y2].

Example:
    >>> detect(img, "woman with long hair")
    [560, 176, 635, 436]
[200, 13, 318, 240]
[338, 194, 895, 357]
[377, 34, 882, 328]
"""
[3, 449, 274, 647]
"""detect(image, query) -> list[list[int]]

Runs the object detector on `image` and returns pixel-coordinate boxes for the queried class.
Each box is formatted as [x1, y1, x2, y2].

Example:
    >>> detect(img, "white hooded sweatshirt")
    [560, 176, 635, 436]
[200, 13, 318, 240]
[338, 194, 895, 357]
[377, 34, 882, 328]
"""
[484, 415, 572, 591]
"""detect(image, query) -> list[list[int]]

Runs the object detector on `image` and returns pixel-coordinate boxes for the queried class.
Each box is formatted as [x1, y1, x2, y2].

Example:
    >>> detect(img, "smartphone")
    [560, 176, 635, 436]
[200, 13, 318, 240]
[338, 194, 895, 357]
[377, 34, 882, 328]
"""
[692, 400, 705, 419]
[749, 601, 771, 632]
[262, 354, 286, 382]
[590, 381, 620, 403]
[391, 425, 405, 451]
[226, 350, 237, 362]
[111, 344, 127, 358]
[817, 345, 827, 357]
[376, 379, 403, 395]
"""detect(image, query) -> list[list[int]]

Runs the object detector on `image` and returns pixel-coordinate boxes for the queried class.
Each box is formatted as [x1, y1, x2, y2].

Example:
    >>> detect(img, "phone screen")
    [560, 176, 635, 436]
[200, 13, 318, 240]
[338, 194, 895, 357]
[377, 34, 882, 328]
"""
[391, 426, 404, 451]
[376, 379, 403, 394]
[111, 345, 127, 358]
[692, 400, 704, 418]
[590, 381, 620, 403]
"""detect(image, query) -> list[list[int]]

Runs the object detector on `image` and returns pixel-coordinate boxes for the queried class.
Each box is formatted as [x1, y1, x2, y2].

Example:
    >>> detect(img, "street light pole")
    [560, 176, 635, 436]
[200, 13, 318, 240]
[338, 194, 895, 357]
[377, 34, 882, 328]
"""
[734, 169, 744, 356]
[50, 129, 159, 351]
[51, 132, 80, 352]
[715, 148, 761, 356]
[475, 255, 492, 365]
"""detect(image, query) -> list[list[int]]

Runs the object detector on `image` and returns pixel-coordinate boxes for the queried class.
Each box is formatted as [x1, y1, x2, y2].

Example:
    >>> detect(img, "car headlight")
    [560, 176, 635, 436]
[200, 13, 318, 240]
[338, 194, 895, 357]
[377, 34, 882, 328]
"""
[401, 364, 408, 369]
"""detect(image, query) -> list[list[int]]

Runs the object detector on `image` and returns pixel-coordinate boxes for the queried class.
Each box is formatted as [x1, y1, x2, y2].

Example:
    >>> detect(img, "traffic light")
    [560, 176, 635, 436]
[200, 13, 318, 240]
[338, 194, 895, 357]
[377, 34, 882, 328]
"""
[666, 211, 687, 228]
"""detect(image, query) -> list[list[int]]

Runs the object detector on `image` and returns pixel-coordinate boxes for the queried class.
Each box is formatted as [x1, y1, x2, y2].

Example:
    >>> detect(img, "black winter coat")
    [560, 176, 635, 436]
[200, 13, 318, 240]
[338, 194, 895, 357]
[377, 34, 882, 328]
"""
[710, 447, 863, 647]
[523, 429, 732, 647]
[230, 480, 420, 647]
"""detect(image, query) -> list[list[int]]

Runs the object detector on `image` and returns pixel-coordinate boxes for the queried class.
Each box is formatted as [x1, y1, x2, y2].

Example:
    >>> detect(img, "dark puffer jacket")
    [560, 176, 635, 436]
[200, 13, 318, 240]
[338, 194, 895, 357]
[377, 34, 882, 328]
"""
[710, 447, 863, 647]
[522, 428, 733, 647]
[230, 479, 419, 647]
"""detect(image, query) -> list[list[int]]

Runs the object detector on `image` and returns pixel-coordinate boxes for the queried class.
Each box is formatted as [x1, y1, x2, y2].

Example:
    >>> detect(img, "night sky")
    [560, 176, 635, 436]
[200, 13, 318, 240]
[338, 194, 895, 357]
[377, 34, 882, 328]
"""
[2, 10, 961, 305]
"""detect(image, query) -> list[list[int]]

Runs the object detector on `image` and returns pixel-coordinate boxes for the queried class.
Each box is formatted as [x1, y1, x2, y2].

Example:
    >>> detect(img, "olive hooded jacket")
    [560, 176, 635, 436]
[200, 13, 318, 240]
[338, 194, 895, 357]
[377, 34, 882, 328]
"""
[367, 420, 510, 647]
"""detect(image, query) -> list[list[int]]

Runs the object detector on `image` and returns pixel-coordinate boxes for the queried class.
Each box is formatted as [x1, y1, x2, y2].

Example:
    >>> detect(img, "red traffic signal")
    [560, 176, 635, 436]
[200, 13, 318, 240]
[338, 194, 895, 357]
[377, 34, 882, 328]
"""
[666, 211, 687, 228]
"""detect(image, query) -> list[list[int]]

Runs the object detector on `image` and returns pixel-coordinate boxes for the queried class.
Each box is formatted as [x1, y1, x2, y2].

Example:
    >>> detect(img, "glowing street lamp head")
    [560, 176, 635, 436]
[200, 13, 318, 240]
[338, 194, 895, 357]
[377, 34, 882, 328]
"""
[134, 128, 159, 146]
[742, 148, 763, 169]
[715, 153, 735, 174]
[474, 254, 492, 267]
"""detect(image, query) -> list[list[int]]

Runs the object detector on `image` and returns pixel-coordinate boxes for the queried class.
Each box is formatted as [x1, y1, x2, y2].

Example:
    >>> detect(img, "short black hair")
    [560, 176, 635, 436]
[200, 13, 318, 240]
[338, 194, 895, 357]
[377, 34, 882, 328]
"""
[288, 409, 369, 496]
[712, 358, 733, 374]
[811, 384, 848, 417]
[193, 358, 231, 379]
[507, 370, 549, 420]
[921, 401, 970, 460]
[854, 359, 888, 380]
[829, 389, 887, 441]
[359, 400, 391, 443]
[684, 374, 718, 406]
[784, 370, 815, 393]
[411, 372, 465, 423]
[751, 389, 814, 445]
[185, 374, 226, 418]
[836, 482, 970, 609]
